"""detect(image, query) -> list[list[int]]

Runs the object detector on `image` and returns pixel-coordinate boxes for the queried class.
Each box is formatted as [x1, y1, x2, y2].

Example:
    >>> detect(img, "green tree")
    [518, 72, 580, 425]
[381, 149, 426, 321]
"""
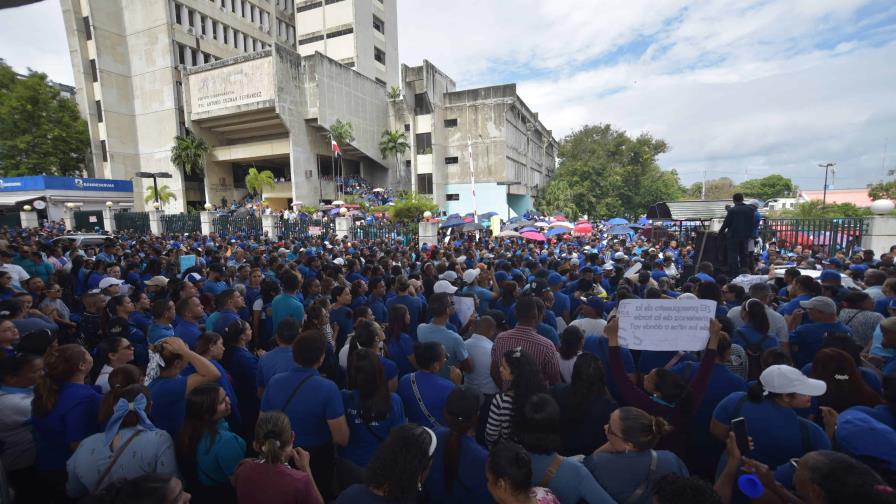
[170, 131, 211, 202]
[386, 86, 401, 100]
[0, 60, 90, 177]
[144, 184, 177, 206]
[536, 124, 683, 218]
[777, 200, 870, 219]
[536, 178, 581, 220]
[869, 172, 896, 201]
[388, 192, 437, 222]
[685, 177, 737, 200]
[244, 166, 275, 199]
[735, 174, 795, 201]
[379, 129, 410, 190]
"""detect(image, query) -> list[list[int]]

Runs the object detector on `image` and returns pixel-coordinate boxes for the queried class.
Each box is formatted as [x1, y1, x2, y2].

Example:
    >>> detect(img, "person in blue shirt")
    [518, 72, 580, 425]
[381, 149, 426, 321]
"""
[387, 276, 424, 339]
[260, 329, 348, 501]
[256, 318, 301, 394]
[147, 299, 176, 344]
[344, 318, 400, 391]
[417, 292, 472, 374]
[202, 264, 229, 296]
[385, 303, 416, 376]
[424, 386, 493, 504]
[206, 289, 245, 334]
[339, 348, 406, 468]
[462, 268, 499, 316]
[788, 296, 852, 369]
[221, 319, 260, 438]
[173, 296, 204, 349]
[397, 342, 458, 429]
[330, 286, 354, 350]
[128, 290, 153, 333]
[549, 273, 572, 324]
[184, 332, 242, 434]
[694, 262, 715, 283]
[147, 337, 221, 438]
[777, 275, 817, 318]
[367, 277, 389, 323]
[271, 272, 305, 340]
[733, 298, 781, 379]
[31, 344, 102, 501]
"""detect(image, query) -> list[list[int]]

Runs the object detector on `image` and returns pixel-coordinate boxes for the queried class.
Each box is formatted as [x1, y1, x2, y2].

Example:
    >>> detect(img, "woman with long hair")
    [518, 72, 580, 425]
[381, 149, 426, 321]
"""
[31, 344, 102, 501]
[486, 441, 560, 504]
[90, 337, 136, 393]
[339, 348, 407, 467]
[334, 424, 437, 503]
[252, 278, 280, 348]
[221, 319, 259, 438]
[734, 299, 780, 380]
[584, 407, 687, 504]
[557, 326, 583, 384]
[424, 386, 493, 504]
[233, 410, 323, 504]
[345, 319, 399, 391]
[485, 348, 547, 448]
[104, 294, 149, 367]
[811, 348, 881, 412]
[551, 353, 617, 456]
[385, 303, 416, 376]
[178, 382, 246, 503]
[330, 285, 354, 350]
[190, 332, 242, 433]
[66, 384, 177, 498]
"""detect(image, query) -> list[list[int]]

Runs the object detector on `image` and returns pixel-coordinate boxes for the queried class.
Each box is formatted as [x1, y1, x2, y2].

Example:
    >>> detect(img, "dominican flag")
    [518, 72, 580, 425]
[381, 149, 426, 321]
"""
[331, 138, 342, 158]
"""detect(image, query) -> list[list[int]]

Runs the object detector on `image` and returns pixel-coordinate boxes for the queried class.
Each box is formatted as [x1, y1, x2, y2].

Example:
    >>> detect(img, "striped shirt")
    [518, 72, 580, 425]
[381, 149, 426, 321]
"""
[485, 392, 514, 448]
[491, 326, 561, 388]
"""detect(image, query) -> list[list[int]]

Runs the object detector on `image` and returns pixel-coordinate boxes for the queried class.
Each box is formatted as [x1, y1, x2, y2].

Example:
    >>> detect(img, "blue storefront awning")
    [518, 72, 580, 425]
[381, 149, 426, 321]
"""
[0, 176, 133, 193]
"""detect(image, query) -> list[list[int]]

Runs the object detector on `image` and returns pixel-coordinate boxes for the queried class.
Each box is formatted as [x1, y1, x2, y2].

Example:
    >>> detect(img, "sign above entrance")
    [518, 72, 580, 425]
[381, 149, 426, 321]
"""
[0, 176, 133, 193]
[189, 57, 275, 113]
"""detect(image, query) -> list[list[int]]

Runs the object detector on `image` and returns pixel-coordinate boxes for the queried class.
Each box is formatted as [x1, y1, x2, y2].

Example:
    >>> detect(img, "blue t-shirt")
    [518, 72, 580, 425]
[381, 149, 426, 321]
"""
[173, 320, 202, 349]
[537, 322, 560, 348]
[712, 391, 831, 468]
[271, 293, 305, 337]
[330, 306, 354, 347]
[147, 322, 174, 344]
[848, 405, 896, 430]
[196, 419, 247, 485]
[397, 371, 455, 429]
[368, 295, 388, 323]
[463, 285, 495, 315]
[387, 295, 424, 338]
[778, 294, 812, 316]
[148, 375, 188, 437]
[583, 336, 635, 401]
[671, 361, 747, 441]
[385, 333, 415, 376]
[256, 346, 297, 389]
[417, 323, 469, 368]
[424, 430, 494, 504]
[552, 290, 571, 321]
[227, 346, 260, 424]
[732, 325, 779, 355]
[209, 309, 240, 334]
[790, 321, 851, 368]
[32, 383, 101, 471]
[584, 450, 687, 504]
[338, 390, 406, 467]
[531, 452, 614, 504]
[261, 367, 344, 449]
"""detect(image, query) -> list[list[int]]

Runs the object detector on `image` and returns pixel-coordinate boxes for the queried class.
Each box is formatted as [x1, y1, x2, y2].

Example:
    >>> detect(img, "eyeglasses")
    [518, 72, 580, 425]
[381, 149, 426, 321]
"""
[604, 423, 623, 440]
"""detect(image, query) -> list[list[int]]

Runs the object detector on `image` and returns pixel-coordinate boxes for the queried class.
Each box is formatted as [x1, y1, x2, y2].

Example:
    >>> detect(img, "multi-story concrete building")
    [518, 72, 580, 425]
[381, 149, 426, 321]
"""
[294, 0, 398, 89]
[392, 61, 558, 217]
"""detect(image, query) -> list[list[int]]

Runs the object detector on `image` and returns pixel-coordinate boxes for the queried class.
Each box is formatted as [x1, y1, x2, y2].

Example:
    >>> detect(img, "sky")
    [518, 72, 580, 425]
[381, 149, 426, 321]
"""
[1, 1, 895, 191]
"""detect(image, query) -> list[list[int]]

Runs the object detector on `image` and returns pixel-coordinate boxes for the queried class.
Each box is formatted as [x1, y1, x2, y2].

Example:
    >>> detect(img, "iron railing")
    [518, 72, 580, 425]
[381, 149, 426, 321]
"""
[759, 218, 866, 256]
[212, 215, 262, 237]
[161, 213, 200, 235]
[352, 220, 417, 245]
[114, 212, 150, 235]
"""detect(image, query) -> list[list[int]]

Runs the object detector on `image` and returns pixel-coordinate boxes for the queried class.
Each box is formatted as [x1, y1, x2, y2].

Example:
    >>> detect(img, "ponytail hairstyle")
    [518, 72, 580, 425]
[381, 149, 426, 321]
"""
[347, 319, 380, 374]
[99, 364, 143, 423]
[348, 348, 390, 423]
[742, 298, 770, 335]
[254, 411, 293, 464]
[33, 344, 88, 417]
[89, 337, 125, 384]
[566, 353, 608, 420]
[387, 303, 409, 344]
[441, 386, 482, 490]
[615, 406, 673, 451]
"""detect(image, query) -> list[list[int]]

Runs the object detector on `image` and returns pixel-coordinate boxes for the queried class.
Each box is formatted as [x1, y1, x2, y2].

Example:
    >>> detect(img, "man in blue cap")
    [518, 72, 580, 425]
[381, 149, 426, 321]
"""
[818, 269, 848, 304]
[548, 272, 571, 324]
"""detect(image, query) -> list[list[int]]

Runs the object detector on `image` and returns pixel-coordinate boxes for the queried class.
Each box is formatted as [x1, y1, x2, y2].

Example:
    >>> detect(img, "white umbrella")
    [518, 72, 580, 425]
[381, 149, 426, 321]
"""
[371, 188, 385, 192]
[534, 221, 550, 228]
[550, 221, 574, 229]
[497, 230, 522, 238]
[332, 200, 345, 206]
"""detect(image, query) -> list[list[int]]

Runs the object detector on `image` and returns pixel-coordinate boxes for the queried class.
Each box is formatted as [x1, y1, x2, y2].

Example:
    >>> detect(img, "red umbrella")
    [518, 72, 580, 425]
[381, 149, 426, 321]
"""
[521, 231, 546, 241]
[573, 222, 593, 234]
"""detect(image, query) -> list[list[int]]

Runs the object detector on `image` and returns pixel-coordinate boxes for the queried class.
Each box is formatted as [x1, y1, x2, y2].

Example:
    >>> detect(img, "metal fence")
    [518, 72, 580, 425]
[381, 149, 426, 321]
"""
[212, 215, 262, 237]
[759, 218, 866, 256]
[161, 213, 201, 235]
[272, 217, 415, 244]
[352, 220, 417, 245]
[114, 212, 150, 235]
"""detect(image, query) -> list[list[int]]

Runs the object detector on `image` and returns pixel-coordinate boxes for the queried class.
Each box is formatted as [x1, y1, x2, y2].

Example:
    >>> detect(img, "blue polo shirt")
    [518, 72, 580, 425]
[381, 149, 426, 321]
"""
[583, 336, 635, 401]
[182, 360, 241, 426]
[256, 346, 297, 389]
[397, 371, 455, 429]
[196, 419, 246, 485]
[147, 322, 174, 344]
[148, 375, 188, 438]
[790, 321, 851, 368]
[330, 306, 354, 347]
[338, 390, 406, 467]
[173, 319, 202, 348]
[417, 323, 468, 368]
[32, 382, 101, 471]
[424, 429, 492, 504]
[387, 294, 424, 338]
[261, 367, 344, 449]
[209, 309, 240, 334]
[552, 290, 571, 320]
[368, 295, 388, 323]
[385, 332, 416, 376]
[271, 293, 305, 334]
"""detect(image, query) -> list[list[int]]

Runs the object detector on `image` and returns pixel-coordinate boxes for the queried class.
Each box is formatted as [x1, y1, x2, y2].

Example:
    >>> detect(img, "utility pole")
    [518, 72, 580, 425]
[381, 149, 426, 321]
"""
[468, 136, 478, 221]
[701, 168, 707, 200]
[818, 162, 836, 206]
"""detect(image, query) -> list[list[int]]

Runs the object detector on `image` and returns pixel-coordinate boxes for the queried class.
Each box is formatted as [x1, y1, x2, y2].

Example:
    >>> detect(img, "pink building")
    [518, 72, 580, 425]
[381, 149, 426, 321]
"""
[798, 188, 874, 207]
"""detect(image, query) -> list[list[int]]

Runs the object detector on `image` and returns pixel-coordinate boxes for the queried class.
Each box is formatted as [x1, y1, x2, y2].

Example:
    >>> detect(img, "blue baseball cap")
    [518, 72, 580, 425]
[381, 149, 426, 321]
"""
[495, 271, 509, 283]
[824, 257, 844, 268]
[185, 272, 206, 284]
[583, 296, 604, 314]
[548, 272, 564, 286]
[849, 264, 869, 273]
[836, 410, 896, 470]
[819, 270, 841, 284]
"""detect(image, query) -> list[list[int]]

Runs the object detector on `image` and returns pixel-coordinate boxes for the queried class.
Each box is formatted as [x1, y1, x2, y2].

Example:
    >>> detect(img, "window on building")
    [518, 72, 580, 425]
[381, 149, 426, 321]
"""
[375, 77, 386, 86]
[415, 132, 432, 155]
[405, 160, 411, 168]
[373, 46, 386, 65]
[417, 174, 433, 194]
[444, 118, 457, 128]
[446, 193, 460, 201]
[414, 93, 432, 115]
[199, 15, 207, 35]
[324, 0, 344, 4]
[174, 3, 182, 24]
[298, 34, 324, 45]
[89, 59, 98, 82]
[297, 1, 322, 13]
[187, 8, 195, 28]
[190, 47, 198, 64]
[445, 156, 458, 164]
[100, 139, 108, 162]
[372, 14, 384, 34]
[404, 123, 410, 132]
[326, 27, 353, 38]
[343, 60, 355, 68]
[177, 44, 186, 65]
[95, 100, 103, 122]
[83, 16, 92, 40]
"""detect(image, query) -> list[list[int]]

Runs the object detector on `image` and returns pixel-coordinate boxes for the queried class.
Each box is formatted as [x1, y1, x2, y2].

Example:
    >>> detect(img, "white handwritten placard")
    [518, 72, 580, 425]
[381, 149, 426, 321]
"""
[616, 299, 716, 351]
[453, 296, 475, 326]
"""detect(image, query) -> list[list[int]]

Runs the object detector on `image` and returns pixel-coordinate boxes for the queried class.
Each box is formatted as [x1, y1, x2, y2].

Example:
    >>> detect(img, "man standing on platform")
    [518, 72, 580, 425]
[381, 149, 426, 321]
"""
[718, 193, 756, 275]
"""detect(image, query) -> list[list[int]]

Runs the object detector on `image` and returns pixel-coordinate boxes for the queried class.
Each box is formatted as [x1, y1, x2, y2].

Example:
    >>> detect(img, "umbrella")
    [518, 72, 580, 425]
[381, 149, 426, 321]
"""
[497, 230, 522, 238]
[628, 224, 644, 229]
[550, 221, 574, 229]
[545, 227, 569, 237]
[607, 217, 629, 225]
[552, 214, 568, 221]
[463, 216, 474, 223]
[519, 226, 538, 233]
[574, 222, 594, 234]
[507, 220, 533, 230]
[447, 213, 462, 220]
[328, 208, 341, 216]
[479, 211, 498, 219]
[508, 216, 526, 223]
[332, 200, 345, 206]
[440, 219, 465, 229]
[534, 221, 550, 228]
[521, 231, 546, 241]
[607, 225, 634, 235]
[371, 188, 385, 192]
[461, 222, 485, 232]
[638, 216, 649, 225]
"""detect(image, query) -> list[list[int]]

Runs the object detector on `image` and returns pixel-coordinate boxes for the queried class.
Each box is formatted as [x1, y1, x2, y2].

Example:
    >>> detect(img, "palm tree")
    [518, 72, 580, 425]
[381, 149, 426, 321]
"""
[379, 129, 411, 191]
[386, 86, 401, 100]
[170, 131, 211, 204]
[245, 166, 276, 200]
[328, 120, 355, 197]
[144, 184, 177, 206]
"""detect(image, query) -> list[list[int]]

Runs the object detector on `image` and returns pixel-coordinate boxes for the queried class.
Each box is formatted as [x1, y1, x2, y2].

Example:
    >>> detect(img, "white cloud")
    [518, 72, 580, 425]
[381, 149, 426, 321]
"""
[0, 2, 72, 84]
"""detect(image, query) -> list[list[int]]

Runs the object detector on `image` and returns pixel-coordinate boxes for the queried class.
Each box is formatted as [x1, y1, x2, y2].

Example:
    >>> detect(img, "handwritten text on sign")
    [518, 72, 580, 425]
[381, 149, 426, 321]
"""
[616, 299, 716, 351]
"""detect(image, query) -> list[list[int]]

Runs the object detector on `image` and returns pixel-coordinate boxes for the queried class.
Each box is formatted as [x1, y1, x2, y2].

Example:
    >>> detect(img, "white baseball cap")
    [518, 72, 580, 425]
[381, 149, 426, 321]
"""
[333, 257, 345, 266]
[462, 268, 481, 284]
[433, 280, 458, 294]
[799, 296, 837, 315]
[613, 252, 627, 260]
[439, 271, 458, 282]
[98, 277, 125, 290]
[760, 365, 827, 396]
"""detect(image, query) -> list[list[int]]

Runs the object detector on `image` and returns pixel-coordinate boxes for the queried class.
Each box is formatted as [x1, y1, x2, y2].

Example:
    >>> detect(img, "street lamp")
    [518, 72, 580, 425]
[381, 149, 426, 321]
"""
[135, 171, 173, 207]
[22, 205, 32, 212]
[818, 162, 836, 206]
[105, 201, 114, 208]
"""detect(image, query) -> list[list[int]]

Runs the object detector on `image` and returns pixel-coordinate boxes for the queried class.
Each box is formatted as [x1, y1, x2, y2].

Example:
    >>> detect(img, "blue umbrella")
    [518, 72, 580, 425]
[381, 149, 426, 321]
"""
[638, 216, 649, 225]
[479, 211, 498, 220]
[447, 213, 462, 220]
[607, 225, 635, 235]
[519, 226, 538, 233]
[328, 208, 340, 215]
[608, 218, 629, 225]
[440, 219, 465, 229]
[508, 216, 526, 223]
[545, 227, 568, 237]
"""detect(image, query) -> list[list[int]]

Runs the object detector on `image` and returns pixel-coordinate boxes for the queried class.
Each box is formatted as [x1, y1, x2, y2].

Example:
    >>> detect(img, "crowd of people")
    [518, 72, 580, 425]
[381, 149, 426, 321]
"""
[0, 193, 895, 504]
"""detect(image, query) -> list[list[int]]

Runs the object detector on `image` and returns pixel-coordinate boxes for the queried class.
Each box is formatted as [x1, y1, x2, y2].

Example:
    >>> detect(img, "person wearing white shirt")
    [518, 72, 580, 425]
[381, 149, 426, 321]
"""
[463, 316, 499, 395]
[0, 251, 29, 288]
[569, 297, 608, 338]
[727, 282, 789, 344]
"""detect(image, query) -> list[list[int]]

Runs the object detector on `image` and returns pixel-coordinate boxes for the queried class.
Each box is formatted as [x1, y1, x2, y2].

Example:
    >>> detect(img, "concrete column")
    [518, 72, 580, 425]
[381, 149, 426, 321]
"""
[217, 21, 225, 42]
[335, 217, 352, 240]
[862, 216, 896, 254]
[19, 211, 38, 229]
[419, 221, 439, 248]
[205, 16, 213, 38]
[148, 210, 163, 235]
[237, 32, 245, 51]
[200, 211, 215, 235]
[261, 214, 278, 238]
[102, 208, 116, 233]
[62, 208, 74, 231]
[180, 4, 189, 26]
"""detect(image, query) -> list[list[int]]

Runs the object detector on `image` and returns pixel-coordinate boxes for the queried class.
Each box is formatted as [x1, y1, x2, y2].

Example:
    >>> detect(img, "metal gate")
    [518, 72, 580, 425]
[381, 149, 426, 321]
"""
[212, 215, 262, 237]
[0, 211, 21, 229]
[114, 212, 150, 234]
[162, 213, 201, 235]
[73, 210, 104, 232]
[759, 218, 866, 256]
